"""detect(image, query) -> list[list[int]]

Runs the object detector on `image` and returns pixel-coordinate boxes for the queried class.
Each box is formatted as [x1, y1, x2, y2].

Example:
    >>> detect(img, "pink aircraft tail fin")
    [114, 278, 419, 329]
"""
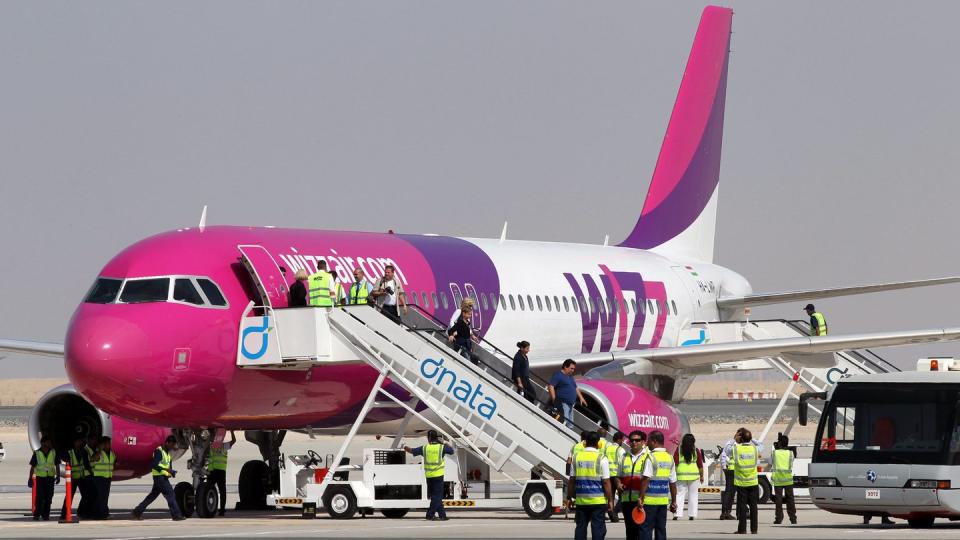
[619, 6, 733, 263]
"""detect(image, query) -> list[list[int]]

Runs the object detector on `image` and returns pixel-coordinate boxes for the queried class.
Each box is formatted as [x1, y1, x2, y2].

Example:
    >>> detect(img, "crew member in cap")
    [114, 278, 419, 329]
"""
[804, 304, 828, 336]
[404, 430, 454, 521]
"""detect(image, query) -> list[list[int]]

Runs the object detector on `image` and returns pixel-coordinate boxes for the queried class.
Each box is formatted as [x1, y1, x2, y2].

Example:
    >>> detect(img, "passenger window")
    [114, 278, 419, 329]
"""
[440, 292, 449, 309]
[574, 296, 581, 312]
[671, 300, 678, 314]
[431, 292, 439, 309]
[518, 295, 525, 311]
[537, 295, 545, 311]
[562, 296, 569, 312]
[481, 293, 489, 310]
[631, 299, 638, 313]
[120, 278, 170, 304]
[587, 298, 595, 312]
[420, 292, 427, 307]
[610, 298, 617, 314]
[509, 294, 516, 310]
[197, 279, 227, 306]
[174, 279, 205, 305]
[554, 296, 561, 312]
[85, 278, 123, 304]
[527, 295, 533, 310]
[648, 299, 655, 313]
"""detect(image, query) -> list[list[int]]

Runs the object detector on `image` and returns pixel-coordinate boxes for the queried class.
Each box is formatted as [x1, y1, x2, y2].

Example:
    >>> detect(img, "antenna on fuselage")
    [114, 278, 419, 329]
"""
[603, 234, 609, 247]
[198, 205, 208, 232]
[499, 221, 508, 243]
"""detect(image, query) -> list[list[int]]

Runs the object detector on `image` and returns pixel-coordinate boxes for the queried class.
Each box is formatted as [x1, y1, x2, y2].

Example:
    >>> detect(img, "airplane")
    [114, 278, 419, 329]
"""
[3, 5, 960, 515]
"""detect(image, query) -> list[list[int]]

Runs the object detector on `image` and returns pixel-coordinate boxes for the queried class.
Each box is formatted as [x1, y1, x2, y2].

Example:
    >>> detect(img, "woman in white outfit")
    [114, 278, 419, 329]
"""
[673, 433, 704, 520]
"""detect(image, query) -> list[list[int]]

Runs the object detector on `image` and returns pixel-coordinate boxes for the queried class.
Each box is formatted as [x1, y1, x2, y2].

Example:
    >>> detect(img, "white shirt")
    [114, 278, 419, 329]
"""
[641, 447, 677, 482]
[375, 277, 404, 306]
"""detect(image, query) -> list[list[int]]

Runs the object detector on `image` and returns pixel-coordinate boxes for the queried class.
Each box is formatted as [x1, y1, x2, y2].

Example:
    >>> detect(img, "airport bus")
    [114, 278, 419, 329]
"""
[801, 358, 960, 528]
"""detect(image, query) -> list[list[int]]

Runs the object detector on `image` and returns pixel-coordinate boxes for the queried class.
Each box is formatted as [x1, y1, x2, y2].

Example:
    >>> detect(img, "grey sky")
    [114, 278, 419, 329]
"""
[2, 1, 959, 378]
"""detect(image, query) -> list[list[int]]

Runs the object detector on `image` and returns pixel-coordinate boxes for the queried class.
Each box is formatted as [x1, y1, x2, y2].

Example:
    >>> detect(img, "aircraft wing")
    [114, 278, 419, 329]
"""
[584, 326, 960, 376]
[716, 276, 960, 309]
[0, 339, 64, 358]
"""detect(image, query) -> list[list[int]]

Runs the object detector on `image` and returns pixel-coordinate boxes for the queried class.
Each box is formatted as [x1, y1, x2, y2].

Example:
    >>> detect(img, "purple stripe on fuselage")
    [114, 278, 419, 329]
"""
[396, 235, 500, 338]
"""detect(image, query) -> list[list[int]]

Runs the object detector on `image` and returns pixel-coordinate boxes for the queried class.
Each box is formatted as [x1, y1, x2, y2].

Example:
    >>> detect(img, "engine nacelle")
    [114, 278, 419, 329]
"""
[578, 380, 690, 453]
[29, 384, 176, 481]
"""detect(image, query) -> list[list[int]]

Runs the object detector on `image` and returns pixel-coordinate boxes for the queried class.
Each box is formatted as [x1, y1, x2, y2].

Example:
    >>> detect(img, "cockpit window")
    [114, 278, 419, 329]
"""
[119, 278, 170, 304]
[197, 278, 227, 306]
[173, 279, 204, 305]
[85, 278, 123, 304]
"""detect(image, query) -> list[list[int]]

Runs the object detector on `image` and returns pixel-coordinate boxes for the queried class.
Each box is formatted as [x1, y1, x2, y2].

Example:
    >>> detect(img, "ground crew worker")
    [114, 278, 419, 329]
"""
[719, 427, 743, 520]
[403, 430, 454, 521]
[673, 433, 703, 521]
[307, 260, 335, 307]
[772, 435, 797, 525]
[734, 429, 760, 535]
[91, 436, 116, 520]
[569, 431, 606, 473]
[81, 433, 100, 518]
[620, 430, 648, 540]
[804, 304, 828, 336]
[207, 431, 236, 516]
[638, 430, 676, 540]
[132, 435, 185, 521]
[604, 431, 626, 523]
[61, 436, 92, 520]
[28, 435, 60, 521]
[347, 268, 373, 305]
[567, 431, 612, 540]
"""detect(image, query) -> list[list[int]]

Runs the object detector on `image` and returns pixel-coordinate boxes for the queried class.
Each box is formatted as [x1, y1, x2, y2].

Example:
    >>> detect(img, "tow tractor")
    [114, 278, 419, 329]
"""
[267, 446, 563, 519]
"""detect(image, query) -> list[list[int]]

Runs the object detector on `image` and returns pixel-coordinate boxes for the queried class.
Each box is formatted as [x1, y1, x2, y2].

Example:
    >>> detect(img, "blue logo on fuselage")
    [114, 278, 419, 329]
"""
[419, 357, 498, 420]
[241, 316, 272, 360]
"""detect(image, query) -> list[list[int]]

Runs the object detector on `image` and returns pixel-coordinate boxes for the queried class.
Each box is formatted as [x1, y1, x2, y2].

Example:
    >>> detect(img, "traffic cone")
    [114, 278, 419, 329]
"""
[59, 464, 79, 523]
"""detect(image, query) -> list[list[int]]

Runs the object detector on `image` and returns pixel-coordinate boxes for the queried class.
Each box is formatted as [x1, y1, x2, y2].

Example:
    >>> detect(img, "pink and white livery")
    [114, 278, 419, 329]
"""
[4, 6, 960, 501]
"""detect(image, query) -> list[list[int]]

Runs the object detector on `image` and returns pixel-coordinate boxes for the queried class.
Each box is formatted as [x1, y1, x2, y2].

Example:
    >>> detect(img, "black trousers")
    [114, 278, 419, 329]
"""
[209, 470, 227, 511]
[736, 485, 759, 533]
[721, 469, 735, 515]
[774, 485, 797, 522]
[135, 476, 183, 518]
[575, 504, 607, 540]
[382, 304, 400, 323]
[60, 476, 93, 519]
[93, 477, 111, 519]
[34, 477, 55, 519]
[426, 476, 446, 519]
[77, 476, 98, 518]
[621, 501, 640, 540]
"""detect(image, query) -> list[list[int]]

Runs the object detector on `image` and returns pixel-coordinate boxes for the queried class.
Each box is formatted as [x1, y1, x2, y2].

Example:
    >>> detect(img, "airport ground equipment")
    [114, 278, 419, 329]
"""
[801, 360, 960, 528]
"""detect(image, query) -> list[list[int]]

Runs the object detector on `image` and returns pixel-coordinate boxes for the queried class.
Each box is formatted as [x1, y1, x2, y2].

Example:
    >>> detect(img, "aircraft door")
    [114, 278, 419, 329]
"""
[238, 245, 290, 308]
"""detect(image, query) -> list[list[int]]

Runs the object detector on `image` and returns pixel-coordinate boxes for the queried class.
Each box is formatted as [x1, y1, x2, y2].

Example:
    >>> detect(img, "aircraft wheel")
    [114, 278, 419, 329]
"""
[174, 481, 195, 518]
[380, 508, 409, 519]
[758, 476, 772, 504]
[196, 479, 220, 518]
[238, 460, 269, 509]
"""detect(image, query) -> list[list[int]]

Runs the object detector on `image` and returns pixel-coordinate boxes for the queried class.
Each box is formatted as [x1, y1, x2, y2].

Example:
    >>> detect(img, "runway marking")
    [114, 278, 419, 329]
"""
[109, 520, 487, 540]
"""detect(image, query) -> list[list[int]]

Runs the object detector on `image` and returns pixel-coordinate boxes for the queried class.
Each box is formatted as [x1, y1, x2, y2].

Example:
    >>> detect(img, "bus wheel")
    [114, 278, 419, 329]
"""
[380, 508, 409, 519]
[758, 476, 772, 504]
[908, 517, 935, 528]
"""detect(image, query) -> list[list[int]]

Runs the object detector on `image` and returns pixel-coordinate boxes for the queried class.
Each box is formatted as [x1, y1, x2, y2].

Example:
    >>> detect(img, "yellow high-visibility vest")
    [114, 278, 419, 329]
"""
[644, 450, 674, 505]
[423, 443, 446, 479]
[68, 449, 87, 479]
[620, 450, 647, 502]
[308, 272, 333, 307]
[34, 449, 57, 478]
[676, 451, 700, 482]
[771, 449, 794, 487]
[573, 448, 607, 506]
[733, 444, 758, 487]
[92, 451, 116, 479]
[152, 447, 173, 477]
[811, 312, 828, 336]
[209, 446, 228, 472]
[604, 443, 624, 477]
[349, 281, 370, 305]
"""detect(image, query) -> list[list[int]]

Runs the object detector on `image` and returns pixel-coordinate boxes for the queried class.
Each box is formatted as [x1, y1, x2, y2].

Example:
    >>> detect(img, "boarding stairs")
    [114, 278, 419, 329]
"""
[688, 319, 900, 447]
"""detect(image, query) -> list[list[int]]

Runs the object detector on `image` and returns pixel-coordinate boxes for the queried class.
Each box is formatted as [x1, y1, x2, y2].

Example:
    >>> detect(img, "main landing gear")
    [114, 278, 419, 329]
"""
[237, 430, 285, 510]
[170, 429, 222, 518]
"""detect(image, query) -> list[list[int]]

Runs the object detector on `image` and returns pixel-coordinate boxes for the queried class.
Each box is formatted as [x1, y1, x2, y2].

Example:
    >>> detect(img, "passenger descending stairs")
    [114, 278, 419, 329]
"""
[326, 306, 579, 482]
